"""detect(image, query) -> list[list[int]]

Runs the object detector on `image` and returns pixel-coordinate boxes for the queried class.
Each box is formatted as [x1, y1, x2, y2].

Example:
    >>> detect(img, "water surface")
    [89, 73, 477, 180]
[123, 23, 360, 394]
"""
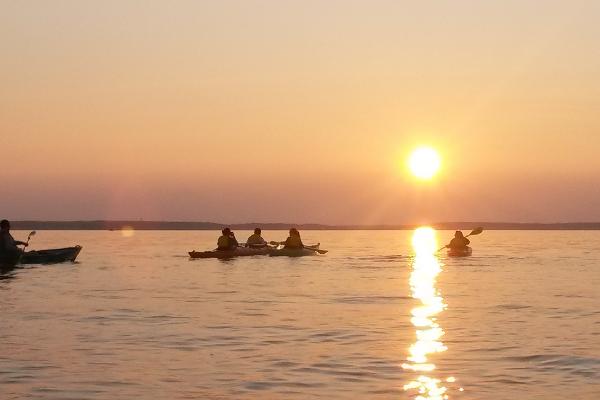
[1, 230, 599, 399]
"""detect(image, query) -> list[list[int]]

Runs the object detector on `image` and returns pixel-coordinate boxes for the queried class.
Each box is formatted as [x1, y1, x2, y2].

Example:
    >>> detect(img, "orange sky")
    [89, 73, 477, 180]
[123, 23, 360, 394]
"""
[1, 1, 599, 224]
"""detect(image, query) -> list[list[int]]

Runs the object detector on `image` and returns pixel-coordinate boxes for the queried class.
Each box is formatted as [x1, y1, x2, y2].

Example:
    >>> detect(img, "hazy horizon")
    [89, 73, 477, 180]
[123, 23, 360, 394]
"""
[2, 1, 600, 224]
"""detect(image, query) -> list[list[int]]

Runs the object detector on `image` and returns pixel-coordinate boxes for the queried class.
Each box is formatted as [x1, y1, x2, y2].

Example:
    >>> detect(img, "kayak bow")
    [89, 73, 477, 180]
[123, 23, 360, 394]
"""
[268, 244, 322, 257]
[21, 246, 83, 264]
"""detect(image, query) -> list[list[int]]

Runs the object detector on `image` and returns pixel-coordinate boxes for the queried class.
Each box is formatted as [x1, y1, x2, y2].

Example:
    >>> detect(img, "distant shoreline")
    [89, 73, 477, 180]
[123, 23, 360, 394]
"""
[9, 221, 600, 230]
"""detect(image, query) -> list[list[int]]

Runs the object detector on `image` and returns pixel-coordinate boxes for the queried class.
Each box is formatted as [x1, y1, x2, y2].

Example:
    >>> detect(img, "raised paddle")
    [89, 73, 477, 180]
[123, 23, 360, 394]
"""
[437, 227, 483, 252]
[22, 231, 36, 250]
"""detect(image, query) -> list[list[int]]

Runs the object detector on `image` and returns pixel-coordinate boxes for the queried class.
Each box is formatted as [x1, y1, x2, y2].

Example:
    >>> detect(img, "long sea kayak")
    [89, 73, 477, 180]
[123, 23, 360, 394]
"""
[268, 244, 321, 257]
[189, 246, 272, 259]
[447, 246, 472, 257]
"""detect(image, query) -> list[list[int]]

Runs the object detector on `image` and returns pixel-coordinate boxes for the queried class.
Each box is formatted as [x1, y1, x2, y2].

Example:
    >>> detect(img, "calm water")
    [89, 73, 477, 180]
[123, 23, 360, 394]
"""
[1, 230, 599, 399]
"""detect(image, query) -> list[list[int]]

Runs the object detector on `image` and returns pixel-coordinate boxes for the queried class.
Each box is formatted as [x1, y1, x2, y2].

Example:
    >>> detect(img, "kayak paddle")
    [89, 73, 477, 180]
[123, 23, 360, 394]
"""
[23, 231, 36, 250]
[304, 243, 328, 254]
[437, 227, 483, 252]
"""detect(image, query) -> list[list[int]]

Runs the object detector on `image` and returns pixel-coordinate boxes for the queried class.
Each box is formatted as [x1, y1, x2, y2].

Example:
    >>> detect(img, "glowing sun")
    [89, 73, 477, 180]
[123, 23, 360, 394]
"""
[408, 147, 441, 179]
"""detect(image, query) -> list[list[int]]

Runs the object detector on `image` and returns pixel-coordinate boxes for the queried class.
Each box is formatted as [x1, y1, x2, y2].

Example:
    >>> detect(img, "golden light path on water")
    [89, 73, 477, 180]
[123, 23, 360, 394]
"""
[403, 227, 462, 399]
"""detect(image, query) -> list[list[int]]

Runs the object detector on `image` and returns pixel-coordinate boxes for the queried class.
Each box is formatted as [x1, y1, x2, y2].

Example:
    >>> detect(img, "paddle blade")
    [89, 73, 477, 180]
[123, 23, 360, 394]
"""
[468, 227, 483, 236]
[29, 231, 36, 237]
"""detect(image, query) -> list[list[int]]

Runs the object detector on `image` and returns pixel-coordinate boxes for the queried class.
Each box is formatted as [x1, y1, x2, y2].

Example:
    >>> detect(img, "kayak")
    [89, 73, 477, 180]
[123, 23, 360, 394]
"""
[447, 246, 472, 257]
[189, 246, 272, 259]
[189, 244, 324, 259]
[268, 244, 321, 257]
[1, 246, 82, 270]
[21, 246, 82, 264]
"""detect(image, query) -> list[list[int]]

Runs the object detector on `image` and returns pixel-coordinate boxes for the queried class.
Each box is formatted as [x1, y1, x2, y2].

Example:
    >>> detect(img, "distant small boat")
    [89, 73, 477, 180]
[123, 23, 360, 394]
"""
[447, 246, 472, 257]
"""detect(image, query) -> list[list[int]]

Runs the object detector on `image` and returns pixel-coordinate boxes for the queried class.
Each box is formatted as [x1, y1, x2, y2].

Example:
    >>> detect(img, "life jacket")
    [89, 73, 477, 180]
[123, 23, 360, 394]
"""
[0, 231, 16, 253]
[246, 234, 265, 246]
[217, 235, 230, 250]
[449, 237, 470, 249]
[0, 231, 19, 256]
[284, 235, 303, 249]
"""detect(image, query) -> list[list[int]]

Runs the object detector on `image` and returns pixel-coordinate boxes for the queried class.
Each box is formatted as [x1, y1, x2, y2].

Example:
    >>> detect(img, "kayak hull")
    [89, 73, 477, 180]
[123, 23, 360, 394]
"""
[21, 246, 83, 264]
[189, 244, 322, 259]
[189, 247, 271, 259]
[1, 246, 82, 270]
[0, 253, 22, 270]
[447, 246, 472, 257]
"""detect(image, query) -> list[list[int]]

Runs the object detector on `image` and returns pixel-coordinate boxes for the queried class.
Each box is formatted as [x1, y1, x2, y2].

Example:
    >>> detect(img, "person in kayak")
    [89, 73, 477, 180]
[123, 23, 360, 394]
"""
[217, 228, 239, 251]
[282, 228, 304, 249]
[445, 230, 470, 250]
[246, 228, 267, 248]
[0, 219, 28, 258]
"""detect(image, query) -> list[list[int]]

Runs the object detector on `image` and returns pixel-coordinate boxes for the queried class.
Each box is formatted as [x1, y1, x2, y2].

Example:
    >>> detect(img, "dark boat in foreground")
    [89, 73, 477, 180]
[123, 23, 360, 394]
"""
[21, 246, 82, 264]
[1, 246, 82, 270]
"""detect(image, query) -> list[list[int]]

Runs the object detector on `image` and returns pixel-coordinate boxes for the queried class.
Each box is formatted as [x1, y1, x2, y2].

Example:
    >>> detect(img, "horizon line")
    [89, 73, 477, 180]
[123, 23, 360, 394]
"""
[9, 220, 600, 230]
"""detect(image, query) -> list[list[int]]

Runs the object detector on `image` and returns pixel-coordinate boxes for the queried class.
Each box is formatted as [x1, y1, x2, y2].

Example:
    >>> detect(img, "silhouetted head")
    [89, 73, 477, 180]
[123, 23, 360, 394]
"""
[289, 228, 299, 236]
[454, 230, 464, 238]
[254, 228, 261, 235]
[222, 227, 231, 235]
[0, 219, 9, 230]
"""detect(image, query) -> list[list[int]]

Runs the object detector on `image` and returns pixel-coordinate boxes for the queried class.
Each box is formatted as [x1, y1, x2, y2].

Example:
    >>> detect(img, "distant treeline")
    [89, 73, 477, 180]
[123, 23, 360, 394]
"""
[9, 221, 600, 230]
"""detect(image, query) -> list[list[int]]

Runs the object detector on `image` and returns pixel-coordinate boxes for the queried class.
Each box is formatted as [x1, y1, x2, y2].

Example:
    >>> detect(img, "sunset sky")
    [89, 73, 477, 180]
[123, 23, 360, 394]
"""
[2, 1, 599, 224]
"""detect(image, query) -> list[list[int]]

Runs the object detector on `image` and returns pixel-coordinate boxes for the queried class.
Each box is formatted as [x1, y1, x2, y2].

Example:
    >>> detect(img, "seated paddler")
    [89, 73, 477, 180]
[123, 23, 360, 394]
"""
[217, 227, 239, 251]
[246, 228, 267, 248]
[446, 230, 470, 250]
[282, 228, 304, 249]
[0, 219, 28, 259]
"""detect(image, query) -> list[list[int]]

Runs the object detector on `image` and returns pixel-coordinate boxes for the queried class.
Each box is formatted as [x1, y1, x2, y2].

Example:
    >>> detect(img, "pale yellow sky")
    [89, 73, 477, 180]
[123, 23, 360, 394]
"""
[1, 1, 599, 223]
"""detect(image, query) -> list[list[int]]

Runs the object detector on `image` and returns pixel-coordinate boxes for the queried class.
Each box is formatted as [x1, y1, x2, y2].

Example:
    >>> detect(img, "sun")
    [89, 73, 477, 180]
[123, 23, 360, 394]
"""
[408, 147, 441, 180]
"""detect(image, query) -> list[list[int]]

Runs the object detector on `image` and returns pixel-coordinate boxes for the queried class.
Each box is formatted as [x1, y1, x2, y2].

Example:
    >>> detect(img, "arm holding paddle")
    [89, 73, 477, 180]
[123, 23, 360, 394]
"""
[20, 231, 36, 250]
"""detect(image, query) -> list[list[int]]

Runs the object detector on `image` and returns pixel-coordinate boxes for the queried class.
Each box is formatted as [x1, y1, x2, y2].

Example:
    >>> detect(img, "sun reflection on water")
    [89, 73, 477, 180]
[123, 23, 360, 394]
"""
[403, 227, 456, 399]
